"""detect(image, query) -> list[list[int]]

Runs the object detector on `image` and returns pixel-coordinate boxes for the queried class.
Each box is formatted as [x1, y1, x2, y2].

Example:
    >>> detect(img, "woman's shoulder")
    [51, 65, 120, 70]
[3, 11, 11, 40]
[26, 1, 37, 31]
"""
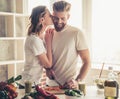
[26, 34, 43, 44]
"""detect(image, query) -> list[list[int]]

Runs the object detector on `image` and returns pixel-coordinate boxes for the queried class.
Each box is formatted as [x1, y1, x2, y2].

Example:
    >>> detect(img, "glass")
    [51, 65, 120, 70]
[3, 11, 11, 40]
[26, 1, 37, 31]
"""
[93, 75, 107, 92]
[25, 80, 32, 93]
[78, 81, 86, 96]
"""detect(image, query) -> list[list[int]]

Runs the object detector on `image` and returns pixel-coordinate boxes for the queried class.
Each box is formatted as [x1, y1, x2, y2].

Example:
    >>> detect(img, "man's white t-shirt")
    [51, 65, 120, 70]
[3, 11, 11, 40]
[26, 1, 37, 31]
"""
[46, 25, 88, 86]
[21, 34, 46, 85]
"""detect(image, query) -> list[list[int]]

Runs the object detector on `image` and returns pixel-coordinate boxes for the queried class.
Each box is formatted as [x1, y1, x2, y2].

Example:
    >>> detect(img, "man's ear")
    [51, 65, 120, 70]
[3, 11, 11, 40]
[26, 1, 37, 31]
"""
[67, 14, 70, 20]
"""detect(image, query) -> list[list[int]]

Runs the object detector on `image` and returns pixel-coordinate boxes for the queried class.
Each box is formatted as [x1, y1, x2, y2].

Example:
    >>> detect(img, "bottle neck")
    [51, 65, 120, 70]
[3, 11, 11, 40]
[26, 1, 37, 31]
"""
[108, 69, 118, 81]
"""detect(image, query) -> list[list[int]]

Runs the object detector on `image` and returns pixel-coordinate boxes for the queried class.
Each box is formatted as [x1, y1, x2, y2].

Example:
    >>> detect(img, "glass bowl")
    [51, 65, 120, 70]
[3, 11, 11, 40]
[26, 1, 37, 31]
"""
[93, 75, 107, 91]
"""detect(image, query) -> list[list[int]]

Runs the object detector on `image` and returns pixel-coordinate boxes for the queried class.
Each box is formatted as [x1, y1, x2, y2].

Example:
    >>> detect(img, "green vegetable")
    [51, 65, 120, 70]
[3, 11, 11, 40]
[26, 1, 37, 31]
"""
[7, 77, 15, 84]
[15, 75, 22, 81]
[0, 90, 8, 99]
[7, 75, 22, 84]
[0, 91, 6, 97]
[73, 89, 82, 95]
[65, 89, 83, 97]
[29, 91, 38, 97]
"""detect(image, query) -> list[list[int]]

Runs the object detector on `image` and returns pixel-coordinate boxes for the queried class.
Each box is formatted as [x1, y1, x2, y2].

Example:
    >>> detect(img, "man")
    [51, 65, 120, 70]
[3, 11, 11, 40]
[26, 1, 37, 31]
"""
[46, 0, 91, 89]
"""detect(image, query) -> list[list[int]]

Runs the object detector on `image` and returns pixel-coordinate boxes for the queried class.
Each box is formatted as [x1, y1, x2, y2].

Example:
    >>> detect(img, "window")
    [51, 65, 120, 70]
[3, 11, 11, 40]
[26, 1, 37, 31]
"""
[28, 0, 50, 14]
[67, 0, 82, 29]
[28, 0, 82, 28]
[92, 0, 120, 70]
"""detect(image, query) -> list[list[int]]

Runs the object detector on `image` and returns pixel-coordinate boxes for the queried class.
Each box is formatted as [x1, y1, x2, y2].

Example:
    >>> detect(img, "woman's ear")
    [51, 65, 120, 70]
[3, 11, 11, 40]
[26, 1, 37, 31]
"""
[39, 18, 44, 24]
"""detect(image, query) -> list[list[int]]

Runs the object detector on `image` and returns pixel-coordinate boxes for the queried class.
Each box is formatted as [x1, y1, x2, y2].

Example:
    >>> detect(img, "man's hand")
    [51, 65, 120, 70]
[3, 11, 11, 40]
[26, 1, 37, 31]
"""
[46, 69, 55, 80]
[63, 79, 78, 89]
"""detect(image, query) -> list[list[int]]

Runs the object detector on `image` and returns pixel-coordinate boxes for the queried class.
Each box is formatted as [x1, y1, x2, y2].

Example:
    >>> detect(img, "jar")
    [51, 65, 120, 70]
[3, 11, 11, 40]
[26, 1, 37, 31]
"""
[25, 81, 32, 93]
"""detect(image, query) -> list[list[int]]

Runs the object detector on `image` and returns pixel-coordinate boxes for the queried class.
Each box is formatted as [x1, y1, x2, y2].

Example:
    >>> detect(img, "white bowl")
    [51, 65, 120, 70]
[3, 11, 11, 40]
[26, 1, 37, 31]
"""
[65, 95, 83, 99]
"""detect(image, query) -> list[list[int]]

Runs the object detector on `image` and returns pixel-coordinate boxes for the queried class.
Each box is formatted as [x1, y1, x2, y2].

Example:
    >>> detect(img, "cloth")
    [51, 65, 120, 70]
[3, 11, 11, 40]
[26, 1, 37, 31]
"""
[20, 34, 46, 85]
[46, 25, 88, 86]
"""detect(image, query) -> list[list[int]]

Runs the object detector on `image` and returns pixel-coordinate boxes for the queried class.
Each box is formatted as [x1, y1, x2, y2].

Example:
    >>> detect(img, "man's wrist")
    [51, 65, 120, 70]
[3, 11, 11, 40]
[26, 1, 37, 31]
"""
[75, 78, 82, 82]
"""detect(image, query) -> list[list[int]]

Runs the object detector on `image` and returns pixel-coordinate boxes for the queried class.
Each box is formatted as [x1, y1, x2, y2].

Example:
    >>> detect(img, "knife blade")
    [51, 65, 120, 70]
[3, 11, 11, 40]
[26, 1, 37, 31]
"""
[46, 69, 63, 87]
[54, 78, 62, 86]
[53, 74, 62, 87]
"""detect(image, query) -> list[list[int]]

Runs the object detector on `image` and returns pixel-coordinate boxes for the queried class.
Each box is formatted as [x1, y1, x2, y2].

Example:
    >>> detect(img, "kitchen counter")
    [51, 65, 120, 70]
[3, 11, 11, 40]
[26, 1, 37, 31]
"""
[18, 86, 120, 99]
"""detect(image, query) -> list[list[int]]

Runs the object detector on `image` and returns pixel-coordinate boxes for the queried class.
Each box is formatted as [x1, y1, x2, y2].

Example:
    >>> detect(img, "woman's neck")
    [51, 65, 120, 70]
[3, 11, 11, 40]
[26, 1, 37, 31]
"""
[38, 26, 46, 40]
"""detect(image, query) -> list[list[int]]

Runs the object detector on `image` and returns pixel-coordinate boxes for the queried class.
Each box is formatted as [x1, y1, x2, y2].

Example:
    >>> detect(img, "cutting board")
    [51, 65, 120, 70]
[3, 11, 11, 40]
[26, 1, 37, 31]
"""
[44, 86, 65, 94]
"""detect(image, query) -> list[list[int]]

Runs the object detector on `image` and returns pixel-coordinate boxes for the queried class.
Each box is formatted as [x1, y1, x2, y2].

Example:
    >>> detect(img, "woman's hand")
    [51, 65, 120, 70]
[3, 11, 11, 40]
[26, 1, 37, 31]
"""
[45, 28, 54, 45]
[42, 28, 54, 68]
[46, 69, 55, 80]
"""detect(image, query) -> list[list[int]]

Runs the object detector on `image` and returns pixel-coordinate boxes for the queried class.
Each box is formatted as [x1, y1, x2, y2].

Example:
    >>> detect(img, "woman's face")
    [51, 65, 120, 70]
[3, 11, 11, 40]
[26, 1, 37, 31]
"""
[43, 10, 53, 26]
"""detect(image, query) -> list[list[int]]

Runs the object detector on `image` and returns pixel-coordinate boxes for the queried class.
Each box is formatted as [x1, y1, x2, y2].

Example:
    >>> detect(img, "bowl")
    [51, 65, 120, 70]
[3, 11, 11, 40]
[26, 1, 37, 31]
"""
[93, 75, 107, 90]
[64, 89, 83, 99]
[65, 95, 83, 99]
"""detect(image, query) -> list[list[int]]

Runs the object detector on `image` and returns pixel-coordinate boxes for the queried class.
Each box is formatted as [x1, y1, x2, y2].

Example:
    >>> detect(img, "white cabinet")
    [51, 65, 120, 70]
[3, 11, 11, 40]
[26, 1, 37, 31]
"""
[0, 0, 29, 79]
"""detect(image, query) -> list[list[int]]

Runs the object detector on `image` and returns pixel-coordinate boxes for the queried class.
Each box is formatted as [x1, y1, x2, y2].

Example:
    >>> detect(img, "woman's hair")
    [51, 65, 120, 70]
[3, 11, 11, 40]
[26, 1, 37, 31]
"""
[53, 0, 71, 12]
[28, 6, 47, 36]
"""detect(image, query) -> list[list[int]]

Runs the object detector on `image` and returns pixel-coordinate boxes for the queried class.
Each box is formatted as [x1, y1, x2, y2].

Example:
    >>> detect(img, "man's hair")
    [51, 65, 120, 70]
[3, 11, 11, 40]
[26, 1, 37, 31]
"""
[53, 0, 71, 12]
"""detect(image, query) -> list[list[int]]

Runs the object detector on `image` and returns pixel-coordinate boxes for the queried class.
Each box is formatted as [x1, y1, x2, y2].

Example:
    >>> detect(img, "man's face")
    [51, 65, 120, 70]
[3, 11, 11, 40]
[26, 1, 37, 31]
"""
[52, 11, 69, 32]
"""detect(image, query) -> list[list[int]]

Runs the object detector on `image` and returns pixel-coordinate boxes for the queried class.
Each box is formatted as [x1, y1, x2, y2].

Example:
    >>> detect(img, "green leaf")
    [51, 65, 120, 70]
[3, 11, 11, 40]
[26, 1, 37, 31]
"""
[15, 75, 22, 81]
[7, 77, 15, 84]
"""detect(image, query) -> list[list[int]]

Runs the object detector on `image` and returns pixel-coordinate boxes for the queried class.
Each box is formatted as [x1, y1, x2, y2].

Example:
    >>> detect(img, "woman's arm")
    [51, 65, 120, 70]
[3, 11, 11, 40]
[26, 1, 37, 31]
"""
[37, 29, 54, 68]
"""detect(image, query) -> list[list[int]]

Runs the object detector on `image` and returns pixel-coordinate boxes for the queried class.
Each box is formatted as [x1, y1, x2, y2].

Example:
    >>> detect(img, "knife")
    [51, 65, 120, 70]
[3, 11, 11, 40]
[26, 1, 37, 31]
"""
[54, 78, 62, 87]
[53, 74, 62, 87]
[46, 69, 63, 87]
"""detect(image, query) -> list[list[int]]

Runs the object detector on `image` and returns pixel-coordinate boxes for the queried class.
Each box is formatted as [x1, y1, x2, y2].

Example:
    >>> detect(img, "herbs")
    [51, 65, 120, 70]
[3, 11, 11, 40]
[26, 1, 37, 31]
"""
[64, 89, 83, 97]
[7, 75, 22, 84]
[0, 75, 22, 99]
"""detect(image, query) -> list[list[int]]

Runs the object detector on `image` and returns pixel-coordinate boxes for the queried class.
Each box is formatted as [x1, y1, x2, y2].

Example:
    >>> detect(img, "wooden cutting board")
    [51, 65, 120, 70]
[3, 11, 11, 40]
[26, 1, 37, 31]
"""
[44, 86, 65, 94]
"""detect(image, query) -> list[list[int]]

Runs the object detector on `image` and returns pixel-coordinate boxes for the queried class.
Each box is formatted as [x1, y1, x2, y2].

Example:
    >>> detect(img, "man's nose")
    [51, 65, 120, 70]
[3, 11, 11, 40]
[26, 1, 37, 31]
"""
[58, 19, 62, 24]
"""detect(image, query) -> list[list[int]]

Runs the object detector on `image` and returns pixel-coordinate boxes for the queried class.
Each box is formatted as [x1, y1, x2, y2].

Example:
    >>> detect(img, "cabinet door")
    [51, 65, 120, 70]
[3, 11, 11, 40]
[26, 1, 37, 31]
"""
[0, 0, 15, 12]
[15, 16, 29, 37]
[0, 15, 14, 37]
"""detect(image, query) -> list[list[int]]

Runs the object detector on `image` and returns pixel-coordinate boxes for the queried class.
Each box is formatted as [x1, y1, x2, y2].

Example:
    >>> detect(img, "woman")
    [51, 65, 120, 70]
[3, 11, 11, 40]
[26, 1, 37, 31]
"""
[20, 6, 53, 87]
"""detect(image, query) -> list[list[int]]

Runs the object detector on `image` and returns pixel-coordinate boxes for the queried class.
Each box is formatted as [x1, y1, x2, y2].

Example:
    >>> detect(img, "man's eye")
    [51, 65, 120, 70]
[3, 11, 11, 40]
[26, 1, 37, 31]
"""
[53, 17, 59, 21]
[61, 18, 65, 21]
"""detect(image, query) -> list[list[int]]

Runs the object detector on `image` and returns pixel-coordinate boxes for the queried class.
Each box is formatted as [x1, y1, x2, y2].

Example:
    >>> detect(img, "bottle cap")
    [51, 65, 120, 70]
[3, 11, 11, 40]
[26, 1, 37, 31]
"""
[108, 66, 113, 70]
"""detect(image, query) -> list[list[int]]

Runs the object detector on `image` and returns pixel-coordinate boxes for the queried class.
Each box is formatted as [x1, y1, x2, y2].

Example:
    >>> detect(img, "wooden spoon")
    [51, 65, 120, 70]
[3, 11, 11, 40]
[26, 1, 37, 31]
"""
[99, 63, 105, 78]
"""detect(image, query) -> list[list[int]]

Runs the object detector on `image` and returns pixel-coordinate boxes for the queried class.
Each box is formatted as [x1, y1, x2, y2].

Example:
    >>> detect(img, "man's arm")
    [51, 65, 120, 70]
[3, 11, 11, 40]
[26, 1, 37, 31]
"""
[64, 49, 91, 89]
[76, 49, 91, 81]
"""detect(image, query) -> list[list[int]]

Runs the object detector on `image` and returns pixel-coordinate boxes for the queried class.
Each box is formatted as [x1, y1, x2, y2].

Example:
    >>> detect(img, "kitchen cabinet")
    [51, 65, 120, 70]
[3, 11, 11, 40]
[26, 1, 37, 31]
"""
[0, 0, 29, 79]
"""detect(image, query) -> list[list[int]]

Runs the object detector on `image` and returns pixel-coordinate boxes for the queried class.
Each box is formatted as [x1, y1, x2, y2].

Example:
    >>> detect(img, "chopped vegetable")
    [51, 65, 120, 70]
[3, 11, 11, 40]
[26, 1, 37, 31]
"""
[65, 89, 83, 97]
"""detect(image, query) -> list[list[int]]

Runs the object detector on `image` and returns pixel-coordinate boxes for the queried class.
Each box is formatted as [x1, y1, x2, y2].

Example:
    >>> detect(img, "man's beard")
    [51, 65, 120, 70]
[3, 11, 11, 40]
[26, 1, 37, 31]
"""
[53, 22, 66, 32]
